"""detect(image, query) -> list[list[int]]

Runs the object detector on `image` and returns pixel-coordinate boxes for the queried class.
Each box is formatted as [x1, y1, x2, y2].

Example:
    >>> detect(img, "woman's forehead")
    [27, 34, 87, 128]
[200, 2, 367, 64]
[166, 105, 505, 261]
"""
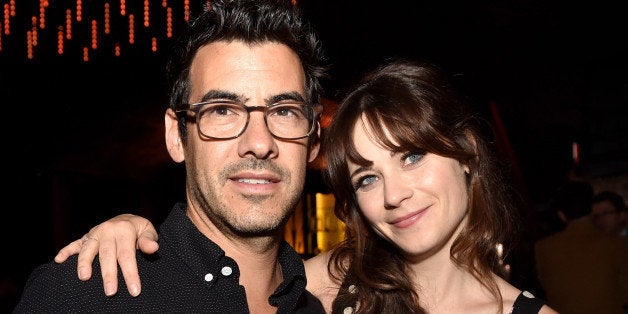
[352, 115, 399, 149]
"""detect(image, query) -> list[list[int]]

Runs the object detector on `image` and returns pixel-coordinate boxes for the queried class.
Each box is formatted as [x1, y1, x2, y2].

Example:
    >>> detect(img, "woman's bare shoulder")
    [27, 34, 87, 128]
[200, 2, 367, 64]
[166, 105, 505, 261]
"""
[304, 250, 334, 289]
[304, 250, 340, 313]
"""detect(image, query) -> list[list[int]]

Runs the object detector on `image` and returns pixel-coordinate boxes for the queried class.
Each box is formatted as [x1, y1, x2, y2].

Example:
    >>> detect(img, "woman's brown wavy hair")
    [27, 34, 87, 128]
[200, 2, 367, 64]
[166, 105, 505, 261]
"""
[323, 60, 519, 313]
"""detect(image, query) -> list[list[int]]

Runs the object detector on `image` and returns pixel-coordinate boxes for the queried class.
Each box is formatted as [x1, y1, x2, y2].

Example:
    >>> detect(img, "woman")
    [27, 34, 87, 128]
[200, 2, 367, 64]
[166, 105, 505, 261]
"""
[55, 60, 556, 313]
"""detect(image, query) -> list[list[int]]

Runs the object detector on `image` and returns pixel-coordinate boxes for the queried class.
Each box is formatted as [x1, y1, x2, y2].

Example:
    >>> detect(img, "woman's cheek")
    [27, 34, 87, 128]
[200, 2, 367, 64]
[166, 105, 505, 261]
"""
[356, 193, 379, 220]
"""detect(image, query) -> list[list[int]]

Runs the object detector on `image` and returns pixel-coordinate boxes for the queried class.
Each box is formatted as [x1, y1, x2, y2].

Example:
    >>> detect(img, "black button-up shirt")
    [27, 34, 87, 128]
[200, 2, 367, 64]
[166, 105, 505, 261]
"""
[14, 203, 325, 313]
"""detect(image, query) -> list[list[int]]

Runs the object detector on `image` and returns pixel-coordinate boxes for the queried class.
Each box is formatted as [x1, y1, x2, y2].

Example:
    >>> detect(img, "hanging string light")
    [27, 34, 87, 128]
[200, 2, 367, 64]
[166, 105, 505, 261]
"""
[0, 0, 195, 62]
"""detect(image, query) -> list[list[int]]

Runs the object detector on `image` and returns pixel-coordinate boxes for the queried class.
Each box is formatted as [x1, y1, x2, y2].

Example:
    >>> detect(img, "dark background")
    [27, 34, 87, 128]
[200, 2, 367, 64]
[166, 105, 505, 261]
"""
[1, 0, 626, 311]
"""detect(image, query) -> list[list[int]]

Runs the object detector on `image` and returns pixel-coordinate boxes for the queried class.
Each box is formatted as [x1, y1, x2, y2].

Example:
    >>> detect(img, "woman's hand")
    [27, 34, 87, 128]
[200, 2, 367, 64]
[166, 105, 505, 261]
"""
[54, 213, 159, 297]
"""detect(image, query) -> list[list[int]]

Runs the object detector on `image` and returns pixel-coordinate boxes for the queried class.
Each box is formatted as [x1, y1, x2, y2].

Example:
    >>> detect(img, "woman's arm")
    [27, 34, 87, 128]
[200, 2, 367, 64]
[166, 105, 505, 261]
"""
[54, 213, 159, 297]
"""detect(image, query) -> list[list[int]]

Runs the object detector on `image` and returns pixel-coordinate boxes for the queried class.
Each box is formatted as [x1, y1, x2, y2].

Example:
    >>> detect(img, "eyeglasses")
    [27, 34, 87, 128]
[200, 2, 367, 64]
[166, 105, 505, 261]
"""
[176, 99, 322, 140]
[592, 211, 619, 219]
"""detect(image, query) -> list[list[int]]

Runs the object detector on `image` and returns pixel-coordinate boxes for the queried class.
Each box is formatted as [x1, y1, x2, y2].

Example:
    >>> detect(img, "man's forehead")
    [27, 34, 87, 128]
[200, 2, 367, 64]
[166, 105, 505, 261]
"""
[188, 41, 306, 101]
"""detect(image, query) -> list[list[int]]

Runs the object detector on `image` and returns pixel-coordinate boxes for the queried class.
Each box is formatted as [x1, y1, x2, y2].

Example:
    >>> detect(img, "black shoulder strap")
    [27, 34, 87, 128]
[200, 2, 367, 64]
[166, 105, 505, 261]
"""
[510, 291, 547, 314]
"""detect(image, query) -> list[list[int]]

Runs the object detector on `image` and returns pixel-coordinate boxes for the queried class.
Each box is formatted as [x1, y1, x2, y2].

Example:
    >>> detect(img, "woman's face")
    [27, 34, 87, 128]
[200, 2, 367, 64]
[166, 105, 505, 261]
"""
[347, 118, 470, 259]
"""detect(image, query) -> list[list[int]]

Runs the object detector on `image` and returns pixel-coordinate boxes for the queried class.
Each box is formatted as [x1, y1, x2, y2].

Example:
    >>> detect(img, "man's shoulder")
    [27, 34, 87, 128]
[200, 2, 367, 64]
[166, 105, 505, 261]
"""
[13, 248, 234, 312]
[21, 255, 87, 287]
[14, 256, 113, 312]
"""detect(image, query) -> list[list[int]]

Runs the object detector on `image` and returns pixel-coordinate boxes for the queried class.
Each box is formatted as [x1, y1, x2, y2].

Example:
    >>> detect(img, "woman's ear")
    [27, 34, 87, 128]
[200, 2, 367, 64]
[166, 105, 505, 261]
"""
[464, 131, 478, 175]
[165, 108, 185, 163]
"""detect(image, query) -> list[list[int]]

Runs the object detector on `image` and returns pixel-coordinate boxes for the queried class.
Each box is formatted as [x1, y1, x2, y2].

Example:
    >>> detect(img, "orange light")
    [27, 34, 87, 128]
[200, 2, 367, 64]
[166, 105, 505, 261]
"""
[39, 0, 46, 29]
[572, 142, 580, 165]
[91, 19, 97, 49]
[65, 9, 72, 39]
[57, 26, 64, 55]
[31, 16, 38, 46]
[82, 46, 89, 62]
[76, 0, 82, 22]
[143, 0, 149, 27]
[104, 3, 110, 35]
[166, 7, 172, 38]
[9, 0, 15, 17]
[184, 0, 190, 22]
[3, 4, 9, 35]
[128, 14, 135, 44]
[26, 30, 33, 59]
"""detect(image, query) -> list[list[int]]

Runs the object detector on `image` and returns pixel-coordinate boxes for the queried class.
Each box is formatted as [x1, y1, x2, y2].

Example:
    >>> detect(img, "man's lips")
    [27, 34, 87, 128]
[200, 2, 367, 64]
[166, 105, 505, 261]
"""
[228, 172, 282, 193]
[234, 178, 272, 184]
[229, 171, 281, 183]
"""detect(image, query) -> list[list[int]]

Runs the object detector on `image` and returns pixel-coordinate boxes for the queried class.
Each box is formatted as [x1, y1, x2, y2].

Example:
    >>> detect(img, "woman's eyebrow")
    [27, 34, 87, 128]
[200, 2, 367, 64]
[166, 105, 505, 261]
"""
[349, 166, 371, 180]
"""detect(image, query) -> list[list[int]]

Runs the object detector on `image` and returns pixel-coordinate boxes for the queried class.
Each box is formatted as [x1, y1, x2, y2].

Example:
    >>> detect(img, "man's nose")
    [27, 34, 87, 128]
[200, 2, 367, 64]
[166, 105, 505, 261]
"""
[237, 112, 279, 159]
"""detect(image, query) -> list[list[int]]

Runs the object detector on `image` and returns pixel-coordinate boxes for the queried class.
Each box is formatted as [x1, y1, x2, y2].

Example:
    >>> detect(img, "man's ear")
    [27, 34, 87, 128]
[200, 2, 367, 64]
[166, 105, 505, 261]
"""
[308, 122, 321, 163]
[165, 108, 185, 163]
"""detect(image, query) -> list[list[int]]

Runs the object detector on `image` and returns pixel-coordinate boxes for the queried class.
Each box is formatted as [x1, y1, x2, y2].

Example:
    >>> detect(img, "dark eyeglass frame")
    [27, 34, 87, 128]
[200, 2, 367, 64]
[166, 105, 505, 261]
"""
[175, 99, 323, 140]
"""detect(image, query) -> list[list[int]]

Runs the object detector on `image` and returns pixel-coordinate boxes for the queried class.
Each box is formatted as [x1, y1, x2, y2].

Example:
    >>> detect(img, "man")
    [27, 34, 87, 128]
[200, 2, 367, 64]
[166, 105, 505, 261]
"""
[534, 181, 628, 314]
[14, 0, 327, 312]
[592, 190, 628, 237]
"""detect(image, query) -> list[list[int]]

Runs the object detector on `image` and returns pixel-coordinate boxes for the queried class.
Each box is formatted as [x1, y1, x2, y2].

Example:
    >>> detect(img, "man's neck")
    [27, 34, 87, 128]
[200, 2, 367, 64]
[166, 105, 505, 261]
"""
[186, 206, 285, 311]
[218, 235, 284, 313]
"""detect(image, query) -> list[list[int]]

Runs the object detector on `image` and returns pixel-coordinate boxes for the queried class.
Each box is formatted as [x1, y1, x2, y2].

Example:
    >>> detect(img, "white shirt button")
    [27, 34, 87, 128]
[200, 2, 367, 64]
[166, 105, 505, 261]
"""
[221, 266, 233, 276]
[204, 273, 214, 282]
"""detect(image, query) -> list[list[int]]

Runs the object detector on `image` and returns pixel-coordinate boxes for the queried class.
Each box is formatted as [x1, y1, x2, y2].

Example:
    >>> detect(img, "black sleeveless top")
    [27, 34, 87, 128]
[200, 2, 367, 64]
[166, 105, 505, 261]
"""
[510, 290, 547, 314]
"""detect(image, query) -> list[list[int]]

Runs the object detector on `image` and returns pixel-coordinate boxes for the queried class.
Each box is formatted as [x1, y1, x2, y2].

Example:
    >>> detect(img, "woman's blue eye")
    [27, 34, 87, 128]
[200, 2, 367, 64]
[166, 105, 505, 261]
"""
[403, 152, 424, 165]
[354, 175, 377, 190]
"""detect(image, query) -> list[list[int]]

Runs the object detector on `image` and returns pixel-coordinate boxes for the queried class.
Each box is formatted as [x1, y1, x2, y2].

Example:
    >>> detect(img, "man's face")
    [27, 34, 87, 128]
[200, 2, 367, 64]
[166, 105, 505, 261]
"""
[179, 41, 319, 237]
[592, 199, 622, 235]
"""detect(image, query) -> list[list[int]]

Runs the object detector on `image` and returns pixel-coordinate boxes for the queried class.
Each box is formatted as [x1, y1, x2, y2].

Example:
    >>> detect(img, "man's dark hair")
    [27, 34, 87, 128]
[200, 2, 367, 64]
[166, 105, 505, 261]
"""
[166, 0, 328, 139]
[550, 180, 595, 220]
[593, 190, 626, 213]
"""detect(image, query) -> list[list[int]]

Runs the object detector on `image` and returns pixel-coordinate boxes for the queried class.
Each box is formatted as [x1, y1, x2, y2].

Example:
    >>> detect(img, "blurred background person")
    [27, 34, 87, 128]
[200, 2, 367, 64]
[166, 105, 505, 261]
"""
[592, 190, 628, 238]
[534, 180, 628, 314]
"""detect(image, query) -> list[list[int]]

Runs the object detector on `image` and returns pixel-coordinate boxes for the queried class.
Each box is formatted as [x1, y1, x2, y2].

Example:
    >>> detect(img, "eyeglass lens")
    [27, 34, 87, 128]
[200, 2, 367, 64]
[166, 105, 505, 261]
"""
[197, 102, 314, 139]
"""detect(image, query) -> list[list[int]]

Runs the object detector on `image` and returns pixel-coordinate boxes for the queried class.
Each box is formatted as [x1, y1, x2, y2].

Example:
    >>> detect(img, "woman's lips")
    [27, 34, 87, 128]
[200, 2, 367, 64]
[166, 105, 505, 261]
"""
[391, 208, 428, 228]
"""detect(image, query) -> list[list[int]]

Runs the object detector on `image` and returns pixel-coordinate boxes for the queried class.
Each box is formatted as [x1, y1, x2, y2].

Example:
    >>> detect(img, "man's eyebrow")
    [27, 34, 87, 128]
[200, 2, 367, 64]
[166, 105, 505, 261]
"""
[199, 90, 244, 102]
[198, 90, 305, 105]
[266, 91, 305, 104]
